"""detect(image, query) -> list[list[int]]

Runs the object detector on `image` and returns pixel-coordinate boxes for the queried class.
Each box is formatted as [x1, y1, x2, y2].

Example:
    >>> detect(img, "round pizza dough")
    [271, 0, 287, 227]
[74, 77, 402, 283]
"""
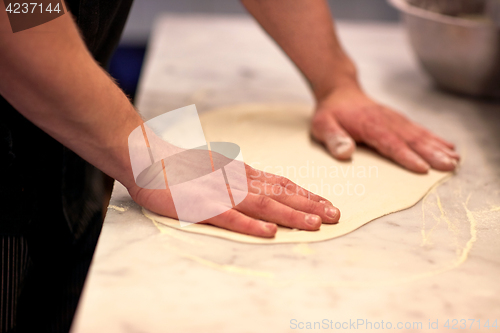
[144, 104, 450, 244]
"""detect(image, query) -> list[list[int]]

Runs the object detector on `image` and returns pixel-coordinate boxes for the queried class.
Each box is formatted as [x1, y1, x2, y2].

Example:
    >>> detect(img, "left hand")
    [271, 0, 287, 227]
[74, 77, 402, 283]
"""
[311, 87, 460, 173]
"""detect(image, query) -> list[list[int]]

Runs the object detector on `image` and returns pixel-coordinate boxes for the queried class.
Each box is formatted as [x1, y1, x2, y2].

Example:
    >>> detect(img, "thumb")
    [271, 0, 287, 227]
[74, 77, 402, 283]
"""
[312, 113, 356, 160]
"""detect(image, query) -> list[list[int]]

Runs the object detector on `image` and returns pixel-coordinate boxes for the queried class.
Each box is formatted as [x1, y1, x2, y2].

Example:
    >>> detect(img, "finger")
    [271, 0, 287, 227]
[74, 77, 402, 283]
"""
[311, 112, 356, 160]
[204, 209, 277, 238]
[398, 120, 456, 153]
[408, 140, 458, 171]
[245, 165, 332, 205]
[235, 192, 322, 230]
[412, 127, 455, 150]
[426, 140, 460, 160]
[367, 132, 430, 173]
[247, 182, 340, 224]
[403, 121, 456, 151]
[427, 133, 456, 150]
[402, 127, 459, 163]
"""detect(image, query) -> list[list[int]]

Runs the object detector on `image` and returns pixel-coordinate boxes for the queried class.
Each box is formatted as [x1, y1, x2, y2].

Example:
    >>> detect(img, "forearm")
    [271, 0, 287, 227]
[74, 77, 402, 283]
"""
[0, 9, 141, 188]
[241, 0, 360, 100]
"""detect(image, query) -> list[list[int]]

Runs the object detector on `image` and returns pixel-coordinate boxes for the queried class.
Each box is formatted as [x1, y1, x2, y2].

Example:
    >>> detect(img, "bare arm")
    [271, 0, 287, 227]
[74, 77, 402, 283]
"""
[242, 0, 459, 173]
[0, 7, 141, 188]
[241, 0, 358, 99]
[0, 8, 340, 237]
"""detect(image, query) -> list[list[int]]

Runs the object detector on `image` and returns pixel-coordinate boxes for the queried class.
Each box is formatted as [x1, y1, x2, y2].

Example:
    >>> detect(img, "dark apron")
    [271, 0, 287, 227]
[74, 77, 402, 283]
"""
[0, 1, 134, 331]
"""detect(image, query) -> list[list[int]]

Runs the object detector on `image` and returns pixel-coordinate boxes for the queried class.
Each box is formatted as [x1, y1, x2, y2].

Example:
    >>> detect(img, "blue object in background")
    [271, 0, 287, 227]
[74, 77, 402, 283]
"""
[108, 45, 147, 103]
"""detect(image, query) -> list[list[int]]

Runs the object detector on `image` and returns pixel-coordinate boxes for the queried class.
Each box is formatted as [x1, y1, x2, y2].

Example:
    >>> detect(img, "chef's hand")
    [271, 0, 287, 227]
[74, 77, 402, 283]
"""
[311, 86, 460, 173]
[241, 0, 460, 173]
[127, 157, 340, 238]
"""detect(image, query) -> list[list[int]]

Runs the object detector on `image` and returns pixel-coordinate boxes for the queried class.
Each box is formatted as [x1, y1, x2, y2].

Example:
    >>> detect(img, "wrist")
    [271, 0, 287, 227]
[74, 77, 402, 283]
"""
[311, 57, 361, 101]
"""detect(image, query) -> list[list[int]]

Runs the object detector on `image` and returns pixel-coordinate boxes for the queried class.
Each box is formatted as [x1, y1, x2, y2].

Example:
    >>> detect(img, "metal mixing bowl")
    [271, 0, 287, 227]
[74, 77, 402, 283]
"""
[388, 0, 500, 98]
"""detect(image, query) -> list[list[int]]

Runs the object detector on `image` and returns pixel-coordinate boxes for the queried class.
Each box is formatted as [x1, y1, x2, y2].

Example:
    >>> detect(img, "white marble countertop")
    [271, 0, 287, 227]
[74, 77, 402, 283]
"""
[71, 15, 500, 333]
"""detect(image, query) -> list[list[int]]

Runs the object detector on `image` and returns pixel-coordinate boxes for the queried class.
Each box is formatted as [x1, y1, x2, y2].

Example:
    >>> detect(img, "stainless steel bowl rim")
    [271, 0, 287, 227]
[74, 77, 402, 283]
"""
[388, 0, 497, 29]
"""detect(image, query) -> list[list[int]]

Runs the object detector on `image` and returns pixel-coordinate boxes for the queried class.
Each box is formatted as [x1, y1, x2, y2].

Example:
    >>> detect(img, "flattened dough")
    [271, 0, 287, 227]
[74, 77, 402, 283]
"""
[144, 104, 450, 244]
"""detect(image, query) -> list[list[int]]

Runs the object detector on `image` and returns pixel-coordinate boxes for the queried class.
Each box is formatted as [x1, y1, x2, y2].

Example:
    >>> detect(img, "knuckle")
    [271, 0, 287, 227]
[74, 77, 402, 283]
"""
[361, 123, 384, 142]
[405, 136, 420, 148]
[224, 209, 238, 222]
[403, 129, 427, 147]
[255, 195, 272, 211]
[295, 186, 309, 197]
[271, 184, 286, 198]
[285, 209, 299, 225]
[387, 142, 407, 157]
[303, 198, 318, 213]
[369, 132, 392, 150]
[375, 135, 407, 157]
[278, 176, 291, 188]
[225, 210, 251, 231]
[237, 217, 253, 232]
[221, 210, 239, 227]
[283, 183, 295, 196]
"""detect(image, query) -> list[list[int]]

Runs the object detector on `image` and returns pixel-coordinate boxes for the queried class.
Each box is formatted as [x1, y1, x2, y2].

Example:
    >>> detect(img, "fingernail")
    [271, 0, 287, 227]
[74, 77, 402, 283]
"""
[416, 158, 430, 172]
[335, 143, 351, 156]
[320, 199, 333, 206]
[442, 146, 459, 158]
[305, 214, 321, 228]
[434, 151, 456, 167]
[327, 136, 354, 158]
[325, 206, 338, 219]
[262, 223, 276, 234]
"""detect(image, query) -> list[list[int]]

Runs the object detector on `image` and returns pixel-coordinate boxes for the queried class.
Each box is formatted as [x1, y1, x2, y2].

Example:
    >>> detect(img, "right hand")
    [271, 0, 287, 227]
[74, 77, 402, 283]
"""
[312, 87, 460, 173]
